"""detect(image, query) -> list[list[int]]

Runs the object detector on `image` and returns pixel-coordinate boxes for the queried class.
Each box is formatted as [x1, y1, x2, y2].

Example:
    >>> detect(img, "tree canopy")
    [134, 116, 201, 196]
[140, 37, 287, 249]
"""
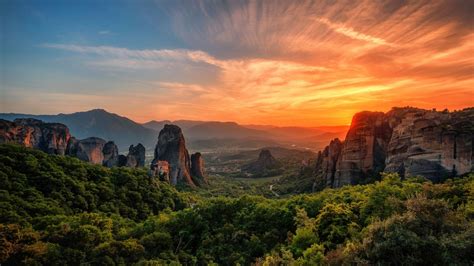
[1, 144, 473, 265]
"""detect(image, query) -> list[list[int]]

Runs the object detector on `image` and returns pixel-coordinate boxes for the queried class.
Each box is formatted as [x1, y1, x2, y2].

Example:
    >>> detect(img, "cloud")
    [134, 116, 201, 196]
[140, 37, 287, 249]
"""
[98, 30, 112, 35]
[315, 18, 393, 46]
[36, 0, 474, 126]
[44, 44, 210, 62]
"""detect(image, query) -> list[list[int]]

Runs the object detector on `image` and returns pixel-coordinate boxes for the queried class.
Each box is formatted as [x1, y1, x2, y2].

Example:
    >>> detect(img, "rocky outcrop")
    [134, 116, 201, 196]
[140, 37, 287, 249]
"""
[333, 111, 392, 186]
[191, 152, 207, 185]
[0, 118, 147, 168]
[242, 149, 282, 176]
[384, 108, 473, 181]
[126, 144, 146, 168]
[150, 160, 170, 182]
[317, 107, 474, 188]
[102, 141, 119, 167]
[0, 118, 71, 155]
[118, 155, 128, 167]
[151, 125, 194, 186]
[67, 137, 107, 164]
[315, 138, 343, 187]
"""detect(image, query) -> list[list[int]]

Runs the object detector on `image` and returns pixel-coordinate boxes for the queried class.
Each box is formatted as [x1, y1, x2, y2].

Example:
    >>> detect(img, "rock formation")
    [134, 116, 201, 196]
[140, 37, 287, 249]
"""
[150, 160, 170, 182]
[67, 137, 107, 164]
[334, 111, 392, 186]
[151, 124, 194, 186]
[191, 152, 207, 185]
[384, 108, 473, 181]
[118, 155, 128, 167]
[102, 141, 119, 167]
[0, 118, 148, 168]
[242, 149, 282, 176]
[317, 107, 474, 187]
[315, 138, 343, 187]
[126, 143, 146, 167]
[0, 118, 71, 155]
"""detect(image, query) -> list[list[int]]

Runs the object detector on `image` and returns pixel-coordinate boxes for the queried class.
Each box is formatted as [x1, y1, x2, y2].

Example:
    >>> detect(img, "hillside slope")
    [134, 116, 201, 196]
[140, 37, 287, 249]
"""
[1, 144, 472, 264]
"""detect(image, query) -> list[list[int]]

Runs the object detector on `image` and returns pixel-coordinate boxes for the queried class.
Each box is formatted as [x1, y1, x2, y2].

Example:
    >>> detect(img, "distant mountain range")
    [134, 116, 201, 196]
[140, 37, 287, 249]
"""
[0, 109, 156, 150]
[0, 109, 348, 151]
[145, 120, 348, 150]
[142, 120, 205, 132]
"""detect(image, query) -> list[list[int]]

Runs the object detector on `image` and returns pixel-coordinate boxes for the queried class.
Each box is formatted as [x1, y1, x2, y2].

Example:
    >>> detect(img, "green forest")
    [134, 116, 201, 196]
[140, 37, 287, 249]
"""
[1, 144, 473, 265]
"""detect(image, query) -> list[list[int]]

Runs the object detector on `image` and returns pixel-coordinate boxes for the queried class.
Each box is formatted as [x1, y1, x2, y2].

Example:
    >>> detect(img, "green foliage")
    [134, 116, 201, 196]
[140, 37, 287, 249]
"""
[315, 203, 359, 249]
[0, 144, 473, 265]
[0, 144, 186, 226]
[354, 195, 474, 265]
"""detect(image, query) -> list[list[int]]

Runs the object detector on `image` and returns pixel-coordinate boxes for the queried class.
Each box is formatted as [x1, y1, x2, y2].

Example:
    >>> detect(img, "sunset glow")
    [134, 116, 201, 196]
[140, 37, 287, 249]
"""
[1, 0, 473, 126]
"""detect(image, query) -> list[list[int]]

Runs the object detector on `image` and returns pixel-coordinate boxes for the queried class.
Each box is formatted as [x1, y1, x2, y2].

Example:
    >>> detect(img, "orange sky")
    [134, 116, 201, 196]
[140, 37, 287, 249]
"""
[2, 0, 473, 126]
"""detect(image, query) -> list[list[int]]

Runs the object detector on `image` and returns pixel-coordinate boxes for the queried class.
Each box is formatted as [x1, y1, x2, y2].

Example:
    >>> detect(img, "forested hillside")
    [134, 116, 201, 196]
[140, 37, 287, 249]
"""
[1, 144, 473, 265]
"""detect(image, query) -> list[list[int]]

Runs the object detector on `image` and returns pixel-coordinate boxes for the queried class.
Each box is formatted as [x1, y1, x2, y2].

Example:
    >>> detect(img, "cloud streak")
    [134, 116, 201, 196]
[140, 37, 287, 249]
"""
[28, 0, 474, 126]
[315, 18, 393, 46]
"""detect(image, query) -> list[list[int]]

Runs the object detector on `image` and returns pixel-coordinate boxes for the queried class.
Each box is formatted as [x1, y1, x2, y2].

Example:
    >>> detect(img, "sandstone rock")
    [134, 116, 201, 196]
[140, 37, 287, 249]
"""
[67, 137, 107, 164]
[316, 107, 474, 188]
[191, 152, 207, 184]
[0, 118, 71, 155]
[318, 138, 343, 187]
[102, 141, 119, 167]
[66, 137, 78, 156]
[151, 125, 194, 186]
[384, 107, 473, 181]
[242, 149, 282, 176]
[0, 118, 150, 168]
[126, 143, 145, 167]
[334, 111, 392, 186]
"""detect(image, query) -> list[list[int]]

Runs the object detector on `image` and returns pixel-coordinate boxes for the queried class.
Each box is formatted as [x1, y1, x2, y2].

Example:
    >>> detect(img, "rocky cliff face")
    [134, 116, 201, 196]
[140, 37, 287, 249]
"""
[126, 144, 146, 167]
[191, 152, 207, 185]
[102, 141, 119, 167]
[384, 108, 473, 181]
[151, 125, 194, 186]
[0, 118, 71, 155]
[0, 118, 148, 168]
[317, 107, 474, 187]
[67, 137, 107, 164]
[315, 138, 343, 187]
[333, 111, 392, 186]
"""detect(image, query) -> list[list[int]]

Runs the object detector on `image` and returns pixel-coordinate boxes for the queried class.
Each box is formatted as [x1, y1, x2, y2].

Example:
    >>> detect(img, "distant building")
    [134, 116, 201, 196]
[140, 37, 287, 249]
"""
[150, 160, 170, 182]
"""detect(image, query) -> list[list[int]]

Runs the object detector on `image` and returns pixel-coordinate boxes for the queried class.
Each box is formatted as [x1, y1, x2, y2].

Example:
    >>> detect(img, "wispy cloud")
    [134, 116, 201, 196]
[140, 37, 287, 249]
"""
[98, 30, 112, 35]
[32, 0, 474, 125]
[315, 18, 393, 46]
[44, 44, 213, 62]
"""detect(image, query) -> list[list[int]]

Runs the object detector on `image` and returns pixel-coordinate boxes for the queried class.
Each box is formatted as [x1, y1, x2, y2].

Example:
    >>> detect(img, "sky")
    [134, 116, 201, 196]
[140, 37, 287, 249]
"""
[1, 0, 473, 126]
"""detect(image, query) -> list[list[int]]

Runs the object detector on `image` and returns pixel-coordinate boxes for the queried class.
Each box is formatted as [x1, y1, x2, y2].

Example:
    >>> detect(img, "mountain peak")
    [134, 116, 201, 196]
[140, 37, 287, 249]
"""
[87, 108, 109, 114]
